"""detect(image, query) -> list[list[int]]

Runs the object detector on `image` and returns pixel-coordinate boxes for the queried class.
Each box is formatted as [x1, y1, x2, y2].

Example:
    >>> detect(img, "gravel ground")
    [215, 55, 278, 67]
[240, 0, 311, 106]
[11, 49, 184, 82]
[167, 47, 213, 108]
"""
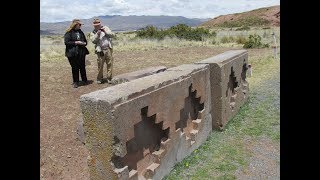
[235, 136, 280, 180]
[235, 61, 280, 180]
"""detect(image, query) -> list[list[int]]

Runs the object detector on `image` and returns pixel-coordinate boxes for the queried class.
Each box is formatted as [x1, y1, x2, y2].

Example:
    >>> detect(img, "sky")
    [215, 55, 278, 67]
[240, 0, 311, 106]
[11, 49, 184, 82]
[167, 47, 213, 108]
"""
[40, 0, 280, 22]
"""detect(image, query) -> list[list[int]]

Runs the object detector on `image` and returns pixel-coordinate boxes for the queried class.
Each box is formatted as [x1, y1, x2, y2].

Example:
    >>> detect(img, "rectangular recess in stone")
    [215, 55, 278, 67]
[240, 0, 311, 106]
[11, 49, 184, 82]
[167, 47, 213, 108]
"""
[195, 50, 249, 130]
[80, 63, 212, 180]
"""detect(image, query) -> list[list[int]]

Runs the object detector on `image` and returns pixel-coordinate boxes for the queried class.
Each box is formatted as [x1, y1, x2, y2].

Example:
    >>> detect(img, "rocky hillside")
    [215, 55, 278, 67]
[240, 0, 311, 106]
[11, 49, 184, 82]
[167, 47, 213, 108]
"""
[200, 5, 280, 28]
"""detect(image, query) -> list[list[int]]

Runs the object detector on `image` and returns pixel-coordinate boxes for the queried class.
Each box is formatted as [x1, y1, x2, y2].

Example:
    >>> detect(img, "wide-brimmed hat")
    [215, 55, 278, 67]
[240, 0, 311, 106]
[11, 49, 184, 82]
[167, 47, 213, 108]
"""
[92, 18, 101, 26]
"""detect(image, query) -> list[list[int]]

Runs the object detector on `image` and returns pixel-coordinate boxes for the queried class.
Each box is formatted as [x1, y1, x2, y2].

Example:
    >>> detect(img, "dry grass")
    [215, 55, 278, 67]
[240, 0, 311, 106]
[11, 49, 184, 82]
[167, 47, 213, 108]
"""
[40, 27, 280, 63]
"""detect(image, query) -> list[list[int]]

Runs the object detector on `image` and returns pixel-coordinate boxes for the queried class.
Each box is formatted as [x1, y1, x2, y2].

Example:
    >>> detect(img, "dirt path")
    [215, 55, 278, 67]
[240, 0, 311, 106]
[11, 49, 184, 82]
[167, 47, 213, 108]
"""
[40, 47, 238, 179]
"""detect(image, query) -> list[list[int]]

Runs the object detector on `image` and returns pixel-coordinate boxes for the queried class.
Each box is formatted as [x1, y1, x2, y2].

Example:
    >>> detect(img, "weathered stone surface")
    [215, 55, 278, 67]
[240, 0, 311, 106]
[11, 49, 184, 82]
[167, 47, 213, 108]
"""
[76, 115, 86, 145]
[80, 63, 212, 180]
[111, 66, 167, 84]
[195, 50, 249, 130]
[80, 50, 251, 179]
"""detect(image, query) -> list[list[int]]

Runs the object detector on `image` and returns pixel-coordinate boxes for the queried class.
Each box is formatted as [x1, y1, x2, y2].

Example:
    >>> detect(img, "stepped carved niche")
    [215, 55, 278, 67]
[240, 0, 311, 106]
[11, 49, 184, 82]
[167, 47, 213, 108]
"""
[111, 106, 170, 179]
[111, 83, 207, 179]
[175, 84, 205, 145]
[241, 61, 249, 98]
[226, 67, 239, 111]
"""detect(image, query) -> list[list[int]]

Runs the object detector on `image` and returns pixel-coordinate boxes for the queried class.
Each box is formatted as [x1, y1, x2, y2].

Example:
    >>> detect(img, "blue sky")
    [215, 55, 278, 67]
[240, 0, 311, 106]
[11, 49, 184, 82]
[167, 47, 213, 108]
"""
[40, 0, 280, 22]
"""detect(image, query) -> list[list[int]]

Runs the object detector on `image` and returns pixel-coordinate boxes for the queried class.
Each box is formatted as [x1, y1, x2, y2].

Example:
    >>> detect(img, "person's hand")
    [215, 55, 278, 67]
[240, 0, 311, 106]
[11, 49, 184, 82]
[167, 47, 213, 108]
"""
[75, 41, 86, 45]
[97, 30, 101, 35]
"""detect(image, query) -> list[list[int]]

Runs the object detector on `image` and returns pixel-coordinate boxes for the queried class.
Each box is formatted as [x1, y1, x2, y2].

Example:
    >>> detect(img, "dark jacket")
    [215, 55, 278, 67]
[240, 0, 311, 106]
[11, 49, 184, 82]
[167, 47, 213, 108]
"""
[64, 29, 89, 58]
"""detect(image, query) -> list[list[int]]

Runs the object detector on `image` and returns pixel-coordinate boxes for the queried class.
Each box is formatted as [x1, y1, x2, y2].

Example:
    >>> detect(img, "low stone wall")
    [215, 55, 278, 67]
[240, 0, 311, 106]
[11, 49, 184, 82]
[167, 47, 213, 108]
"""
[80, 50, 249, 179]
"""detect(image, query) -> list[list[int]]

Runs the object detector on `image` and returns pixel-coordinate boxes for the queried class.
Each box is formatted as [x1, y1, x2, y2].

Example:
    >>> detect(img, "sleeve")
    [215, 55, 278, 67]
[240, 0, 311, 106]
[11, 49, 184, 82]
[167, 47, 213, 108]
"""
[64, 32, 75, 46]
[103, 26, 115, 38]
[90, 31, 100, 44]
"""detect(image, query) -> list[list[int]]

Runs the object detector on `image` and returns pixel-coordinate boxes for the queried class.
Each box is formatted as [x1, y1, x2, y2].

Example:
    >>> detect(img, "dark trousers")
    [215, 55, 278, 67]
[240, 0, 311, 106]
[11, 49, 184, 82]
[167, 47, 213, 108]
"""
[68, 55, 87, 83]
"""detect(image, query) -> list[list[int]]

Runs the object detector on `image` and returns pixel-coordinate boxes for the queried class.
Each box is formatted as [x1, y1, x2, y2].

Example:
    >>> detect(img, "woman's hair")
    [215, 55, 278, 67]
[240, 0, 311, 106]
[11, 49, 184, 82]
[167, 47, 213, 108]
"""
[66, 19, 81, 32]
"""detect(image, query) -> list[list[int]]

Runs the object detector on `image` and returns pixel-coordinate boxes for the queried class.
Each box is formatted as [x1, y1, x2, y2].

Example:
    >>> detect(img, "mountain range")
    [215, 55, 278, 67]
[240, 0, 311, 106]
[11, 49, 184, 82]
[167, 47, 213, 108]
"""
[40, 15, 210, 35]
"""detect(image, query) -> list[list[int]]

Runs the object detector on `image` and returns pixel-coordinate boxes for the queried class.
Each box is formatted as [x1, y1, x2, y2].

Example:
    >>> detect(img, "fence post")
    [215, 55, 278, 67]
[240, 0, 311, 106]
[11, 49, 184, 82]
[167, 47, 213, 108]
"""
[272, 32, 277, 59]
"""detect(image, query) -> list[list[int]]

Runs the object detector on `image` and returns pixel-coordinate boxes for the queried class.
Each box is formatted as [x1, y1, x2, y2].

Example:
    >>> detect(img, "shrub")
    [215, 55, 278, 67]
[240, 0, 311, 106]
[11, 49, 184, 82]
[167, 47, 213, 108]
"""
[136, 24, 215, 41]
[262, 31, 268, 38]
[220, 36, 237, 44]
[243, 34, 269, 48]
[136, 26, 158, 38]
[220, 36, 230, 43]
[236, 36, 247, 44]
[211, 38, 217, 44]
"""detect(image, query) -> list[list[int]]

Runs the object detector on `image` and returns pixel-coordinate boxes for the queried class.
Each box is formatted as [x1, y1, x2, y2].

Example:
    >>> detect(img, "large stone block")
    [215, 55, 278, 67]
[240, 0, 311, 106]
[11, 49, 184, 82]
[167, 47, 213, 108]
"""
[80, 64, 212, 180]
[112, 66, 167, 84]
[196, 50, 249, 130]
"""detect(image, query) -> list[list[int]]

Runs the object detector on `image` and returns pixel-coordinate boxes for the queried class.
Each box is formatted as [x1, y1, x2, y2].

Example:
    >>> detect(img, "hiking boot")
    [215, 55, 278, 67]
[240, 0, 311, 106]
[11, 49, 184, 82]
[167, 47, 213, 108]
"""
[96, 80, 103, 84]
[79, 81, 89, 86]
[73, 82, 79, 88]
[107, 78, 112, 84]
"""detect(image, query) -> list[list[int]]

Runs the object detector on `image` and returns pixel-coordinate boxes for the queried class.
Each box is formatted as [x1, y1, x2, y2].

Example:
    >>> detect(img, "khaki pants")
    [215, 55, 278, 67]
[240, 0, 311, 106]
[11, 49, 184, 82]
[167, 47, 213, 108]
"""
[96, 48, 113, 81]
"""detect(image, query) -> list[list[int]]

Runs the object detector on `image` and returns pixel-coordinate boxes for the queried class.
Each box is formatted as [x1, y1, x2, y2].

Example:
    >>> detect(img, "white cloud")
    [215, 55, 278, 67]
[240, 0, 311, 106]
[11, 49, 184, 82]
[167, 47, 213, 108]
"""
[40, 0, 280, 22]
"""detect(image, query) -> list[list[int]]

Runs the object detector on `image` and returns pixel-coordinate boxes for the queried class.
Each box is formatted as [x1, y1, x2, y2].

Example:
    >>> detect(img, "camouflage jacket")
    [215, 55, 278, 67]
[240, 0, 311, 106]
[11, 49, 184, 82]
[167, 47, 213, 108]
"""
[90, 26, 115, 52]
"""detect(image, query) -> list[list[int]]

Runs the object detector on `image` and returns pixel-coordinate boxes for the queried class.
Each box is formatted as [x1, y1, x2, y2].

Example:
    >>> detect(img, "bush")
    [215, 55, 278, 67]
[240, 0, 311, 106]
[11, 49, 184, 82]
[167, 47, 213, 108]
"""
[220, 36, 230, 43]
[136, 24, 215, 41]
[220, 36, 237, 44]
[243, 34, 269, 48]
[136, 26, 158, 38]
[262, 31, 268, 38]
[236, 36, 247, 44]
[211, 39, 217, 44]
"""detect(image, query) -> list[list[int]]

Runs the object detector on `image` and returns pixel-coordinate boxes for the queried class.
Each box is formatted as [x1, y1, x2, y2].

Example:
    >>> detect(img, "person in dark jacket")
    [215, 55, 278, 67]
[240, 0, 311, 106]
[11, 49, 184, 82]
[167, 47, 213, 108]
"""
[64, 19, 89, 88]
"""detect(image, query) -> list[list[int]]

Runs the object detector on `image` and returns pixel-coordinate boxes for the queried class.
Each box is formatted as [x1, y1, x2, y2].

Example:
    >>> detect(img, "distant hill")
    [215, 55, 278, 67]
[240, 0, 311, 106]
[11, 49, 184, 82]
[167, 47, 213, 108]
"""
[40, 30, 56, 35]
[200, 5, 280, 28]
[40, 15, 209, 35]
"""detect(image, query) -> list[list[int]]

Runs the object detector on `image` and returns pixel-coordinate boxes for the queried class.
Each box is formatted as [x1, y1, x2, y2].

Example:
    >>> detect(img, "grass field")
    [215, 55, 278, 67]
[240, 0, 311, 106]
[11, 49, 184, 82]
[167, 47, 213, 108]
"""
[40, 26, 279, 61]
[40, 27, 280, 179]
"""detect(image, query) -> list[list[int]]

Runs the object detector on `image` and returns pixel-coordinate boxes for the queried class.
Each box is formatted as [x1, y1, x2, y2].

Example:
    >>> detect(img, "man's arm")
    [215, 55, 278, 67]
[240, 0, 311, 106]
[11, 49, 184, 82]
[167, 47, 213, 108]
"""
[102, 26, 115, 38]
[89, 31, 100, 44]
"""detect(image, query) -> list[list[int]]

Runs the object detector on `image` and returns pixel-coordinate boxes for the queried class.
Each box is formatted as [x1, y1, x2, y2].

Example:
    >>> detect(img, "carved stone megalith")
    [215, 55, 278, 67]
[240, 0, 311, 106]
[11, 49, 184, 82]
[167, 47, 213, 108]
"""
[195, 50, 249, 130]
[80, 64, 212, 180]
